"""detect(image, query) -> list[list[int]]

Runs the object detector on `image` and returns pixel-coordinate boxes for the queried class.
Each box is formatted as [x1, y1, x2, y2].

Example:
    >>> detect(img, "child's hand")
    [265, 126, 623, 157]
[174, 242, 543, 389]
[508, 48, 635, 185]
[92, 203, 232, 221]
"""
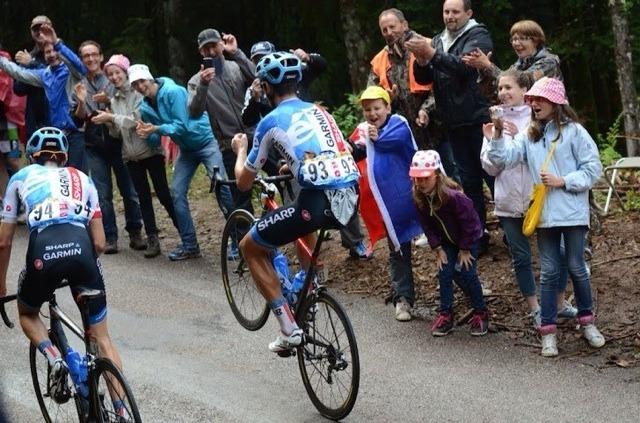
[416, 109, 429, 128]
[457, 250, 475, 271]
[435, 249, 447, 272]
[502, 119, 518, 137]
[367, 124, 378, 141]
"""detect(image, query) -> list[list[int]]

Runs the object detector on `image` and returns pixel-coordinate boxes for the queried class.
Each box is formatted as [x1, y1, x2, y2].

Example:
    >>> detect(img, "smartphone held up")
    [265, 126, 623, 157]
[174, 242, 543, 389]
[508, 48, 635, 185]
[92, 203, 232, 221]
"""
[202, 56, 223, 76]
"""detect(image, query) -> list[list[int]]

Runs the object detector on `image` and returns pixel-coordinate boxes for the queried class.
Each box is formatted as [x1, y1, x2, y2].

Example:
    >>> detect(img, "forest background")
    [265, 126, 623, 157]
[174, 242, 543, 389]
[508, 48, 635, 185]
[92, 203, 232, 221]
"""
[0, 0, 638, 149]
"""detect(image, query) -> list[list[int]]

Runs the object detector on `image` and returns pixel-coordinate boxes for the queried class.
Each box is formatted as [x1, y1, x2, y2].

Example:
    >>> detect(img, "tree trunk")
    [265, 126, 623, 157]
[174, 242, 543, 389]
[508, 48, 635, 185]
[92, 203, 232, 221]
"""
[609, 0, 639, 156]
[164, 0, 188, 85]
[339, 0, 370, 93]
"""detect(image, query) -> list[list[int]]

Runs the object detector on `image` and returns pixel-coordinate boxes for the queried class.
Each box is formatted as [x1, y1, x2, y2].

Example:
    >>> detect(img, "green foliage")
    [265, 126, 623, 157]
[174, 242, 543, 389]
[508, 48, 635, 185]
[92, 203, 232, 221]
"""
[624, 190, 640, 211]
[329, 93, 361, 138]
[596, 113, 624, 166]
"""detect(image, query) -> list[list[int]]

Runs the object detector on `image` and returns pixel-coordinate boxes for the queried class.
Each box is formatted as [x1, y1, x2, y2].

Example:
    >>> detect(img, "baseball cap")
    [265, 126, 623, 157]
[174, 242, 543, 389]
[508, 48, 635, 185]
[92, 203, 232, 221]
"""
[409, 150, 444, 178]
[250, 41, 276, 61]
[31, 15, 52, 29]
[357, 86, 391, 105]
[127, 64, 154, 83]
[524, 77, 569, 105]
[197, 28, 222, 49]
[103, 54, 130, 73]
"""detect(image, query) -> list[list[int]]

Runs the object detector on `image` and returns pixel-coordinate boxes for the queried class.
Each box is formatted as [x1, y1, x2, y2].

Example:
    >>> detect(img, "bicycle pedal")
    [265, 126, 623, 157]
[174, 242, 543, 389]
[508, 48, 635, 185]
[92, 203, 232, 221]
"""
[276, 349, 296, 358]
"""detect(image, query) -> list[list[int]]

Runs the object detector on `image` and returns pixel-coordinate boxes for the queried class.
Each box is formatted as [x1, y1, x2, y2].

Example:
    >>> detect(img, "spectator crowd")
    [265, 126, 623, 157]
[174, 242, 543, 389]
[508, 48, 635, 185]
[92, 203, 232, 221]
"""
[0, 0, 606, 357]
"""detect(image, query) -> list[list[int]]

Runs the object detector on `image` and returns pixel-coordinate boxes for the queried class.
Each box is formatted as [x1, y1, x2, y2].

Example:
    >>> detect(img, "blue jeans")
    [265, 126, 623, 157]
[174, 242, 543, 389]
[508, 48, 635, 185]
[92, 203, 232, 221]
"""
[86, 148, 142, 242]
[447, 125, 494, 231]
[537, 226, 593, 326]
[438, 242, 486, 314]
[66, 130, 88, 174]
[171, 142, 234, 250]
[389, 239, 414, 306]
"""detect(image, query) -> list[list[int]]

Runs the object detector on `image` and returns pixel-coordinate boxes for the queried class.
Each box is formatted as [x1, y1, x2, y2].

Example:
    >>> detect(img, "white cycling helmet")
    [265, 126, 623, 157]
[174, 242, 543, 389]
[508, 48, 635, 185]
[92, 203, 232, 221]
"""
[409, 150, 444, 177]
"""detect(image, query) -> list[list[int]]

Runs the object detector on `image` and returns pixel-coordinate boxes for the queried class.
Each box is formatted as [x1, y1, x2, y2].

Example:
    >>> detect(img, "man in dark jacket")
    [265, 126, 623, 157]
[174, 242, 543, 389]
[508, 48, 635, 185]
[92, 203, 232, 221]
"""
[407, 0, 494, 253]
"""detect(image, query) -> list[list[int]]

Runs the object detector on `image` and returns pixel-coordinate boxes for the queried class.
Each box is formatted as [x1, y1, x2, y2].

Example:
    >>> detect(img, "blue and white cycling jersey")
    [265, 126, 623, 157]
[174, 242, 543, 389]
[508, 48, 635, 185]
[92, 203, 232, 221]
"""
[2, 164, 102, 232]
[246, 98, 360, 189]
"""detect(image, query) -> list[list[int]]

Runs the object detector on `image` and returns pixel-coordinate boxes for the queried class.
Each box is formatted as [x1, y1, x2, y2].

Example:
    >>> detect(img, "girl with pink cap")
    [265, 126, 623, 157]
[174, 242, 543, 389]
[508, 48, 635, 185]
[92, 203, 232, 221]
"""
[91, 54, 178, 258]
[410, 150, 489, 337]
[483, 77, 604, 357]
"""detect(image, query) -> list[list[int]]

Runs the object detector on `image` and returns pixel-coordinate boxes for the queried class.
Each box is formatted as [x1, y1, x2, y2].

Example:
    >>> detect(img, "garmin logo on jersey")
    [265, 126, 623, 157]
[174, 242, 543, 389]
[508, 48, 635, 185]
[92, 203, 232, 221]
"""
[59, 168, 82, 200]
[43, 247, 82, 261]
[311, 108, 336, 148]
[257, 207, 295, 230]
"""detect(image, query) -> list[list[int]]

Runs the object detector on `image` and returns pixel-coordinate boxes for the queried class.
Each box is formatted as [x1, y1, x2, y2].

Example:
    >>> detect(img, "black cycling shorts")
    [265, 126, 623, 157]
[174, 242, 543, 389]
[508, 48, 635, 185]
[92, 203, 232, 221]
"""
[250, 189, 344, 248]
[17, 223, 107, 324]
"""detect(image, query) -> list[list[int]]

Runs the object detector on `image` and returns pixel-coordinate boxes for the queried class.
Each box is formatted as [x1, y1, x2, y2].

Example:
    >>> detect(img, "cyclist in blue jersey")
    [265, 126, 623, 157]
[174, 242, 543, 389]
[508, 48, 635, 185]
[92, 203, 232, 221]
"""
[0, 127, 125, 408]
[231, 52, 360, 352]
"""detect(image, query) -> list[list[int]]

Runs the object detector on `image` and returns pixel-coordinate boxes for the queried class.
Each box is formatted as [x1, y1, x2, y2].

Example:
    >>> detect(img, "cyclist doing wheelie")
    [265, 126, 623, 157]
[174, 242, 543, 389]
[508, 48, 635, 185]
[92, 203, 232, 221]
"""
[231, 52, 360, 352]
[0, 127, 129, 417]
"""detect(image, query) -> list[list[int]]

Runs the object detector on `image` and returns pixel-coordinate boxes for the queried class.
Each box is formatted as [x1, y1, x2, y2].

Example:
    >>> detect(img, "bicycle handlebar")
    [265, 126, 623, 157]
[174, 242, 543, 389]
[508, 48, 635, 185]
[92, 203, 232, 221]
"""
[0, 294, 17, 328]
[0, 280, 70, 329]
[209, 166, 294, 193]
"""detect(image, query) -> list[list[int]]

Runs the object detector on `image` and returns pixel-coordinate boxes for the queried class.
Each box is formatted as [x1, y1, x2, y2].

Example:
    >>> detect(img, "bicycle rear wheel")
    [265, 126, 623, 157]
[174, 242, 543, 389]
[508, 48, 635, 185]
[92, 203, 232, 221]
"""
[30, 343, 80, 423]
[92, 358, 141, 423]
[221, 209, 269, 331]
[297, 290, 360, 421]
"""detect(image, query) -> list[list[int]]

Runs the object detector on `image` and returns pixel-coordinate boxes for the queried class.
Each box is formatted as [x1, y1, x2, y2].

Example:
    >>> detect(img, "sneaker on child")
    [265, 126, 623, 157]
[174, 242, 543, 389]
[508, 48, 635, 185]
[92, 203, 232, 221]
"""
[578, 315, 605, 348]
[268, 328, 303, 352]
[431, 312, 454, 336]
[541, 333, 558, 357]
[394, 297, 412, 321]
[414, 233, 429, 249]
[557, 300, 578, 319]
[529, 308, 542, 330]
[470, 310, 489, 336]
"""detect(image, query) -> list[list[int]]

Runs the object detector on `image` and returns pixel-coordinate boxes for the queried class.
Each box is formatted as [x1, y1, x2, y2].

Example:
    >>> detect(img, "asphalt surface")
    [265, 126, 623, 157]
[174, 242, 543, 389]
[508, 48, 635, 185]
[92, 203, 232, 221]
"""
[1, 226, 639, 422]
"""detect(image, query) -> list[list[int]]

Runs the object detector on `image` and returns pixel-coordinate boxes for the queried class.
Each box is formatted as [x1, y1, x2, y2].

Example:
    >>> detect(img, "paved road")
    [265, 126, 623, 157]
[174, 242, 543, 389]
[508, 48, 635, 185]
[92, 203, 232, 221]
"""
[1, 226, 639, 422]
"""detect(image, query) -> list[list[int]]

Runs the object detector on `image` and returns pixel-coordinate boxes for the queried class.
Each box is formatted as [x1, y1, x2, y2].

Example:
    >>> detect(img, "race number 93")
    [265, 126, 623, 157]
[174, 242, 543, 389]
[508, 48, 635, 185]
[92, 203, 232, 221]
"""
[302, 155, 358, 184]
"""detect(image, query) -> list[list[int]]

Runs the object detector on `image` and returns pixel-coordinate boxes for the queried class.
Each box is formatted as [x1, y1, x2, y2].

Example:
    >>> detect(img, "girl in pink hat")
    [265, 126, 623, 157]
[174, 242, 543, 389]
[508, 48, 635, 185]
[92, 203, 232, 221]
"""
[90, 54, 178, 258]
[410, 150, 489, 337]
[483, 77, 604, 357]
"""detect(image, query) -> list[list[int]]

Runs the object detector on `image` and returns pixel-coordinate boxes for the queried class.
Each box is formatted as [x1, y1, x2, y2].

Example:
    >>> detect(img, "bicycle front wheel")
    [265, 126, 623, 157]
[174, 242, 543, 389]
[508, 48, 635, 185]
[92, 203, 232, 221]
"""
[297, 290, 360, 421]
[221, 209, 269, 331]
[92, 358, 141, 423]
[30, 343, 80, 423]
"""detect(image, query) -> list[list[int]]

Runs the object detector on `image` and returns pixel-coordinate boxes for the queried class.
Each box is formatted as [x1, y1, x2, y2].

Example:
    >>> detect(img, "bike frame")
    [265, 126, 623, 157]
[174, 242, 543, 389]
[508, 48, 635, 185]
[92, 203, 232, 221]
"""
[1, 283, 106, 422]
[224, 170, 326, 320]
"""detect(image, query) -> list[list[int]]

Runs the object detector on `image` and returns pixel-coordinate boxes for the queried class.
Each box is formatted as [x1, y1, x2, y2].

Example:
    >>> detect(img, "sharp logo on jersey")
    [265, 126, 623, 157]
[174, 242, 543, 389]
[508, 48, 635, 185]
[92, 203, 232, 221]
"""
[45, 242, 79, 252]
[257, 207, 295, 231]
[68, 168, 83, 200]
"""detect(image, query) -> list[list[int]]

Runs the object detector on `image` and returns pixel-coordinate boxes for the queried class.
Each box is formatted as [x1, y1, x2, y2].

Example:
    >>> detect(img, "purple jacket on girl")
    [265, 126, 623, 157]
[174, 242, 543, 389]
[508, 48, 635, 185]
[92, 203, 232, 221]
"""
[416, 188, 482, 251]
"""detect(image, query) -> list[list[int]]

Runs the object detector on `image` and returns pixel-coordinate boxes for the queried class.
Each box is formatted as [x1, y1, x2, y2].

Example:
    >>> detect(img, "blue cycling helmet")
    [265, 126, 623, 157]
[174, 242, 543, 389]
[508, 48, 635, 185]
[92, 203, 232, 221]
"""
[256, 52, 302, 85]
[27, 127, 69, 165]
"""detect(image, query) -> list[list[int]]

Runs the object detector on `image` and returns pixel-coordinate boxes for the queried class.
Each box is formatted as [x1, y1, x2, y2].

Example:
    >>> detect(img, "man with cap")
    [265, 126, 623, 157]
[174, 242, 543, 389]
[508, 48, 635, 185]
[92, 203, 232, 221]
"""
[129, 63, 234, 261]
[13, 15, 51, 138]
[187, 28, 255, 260]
